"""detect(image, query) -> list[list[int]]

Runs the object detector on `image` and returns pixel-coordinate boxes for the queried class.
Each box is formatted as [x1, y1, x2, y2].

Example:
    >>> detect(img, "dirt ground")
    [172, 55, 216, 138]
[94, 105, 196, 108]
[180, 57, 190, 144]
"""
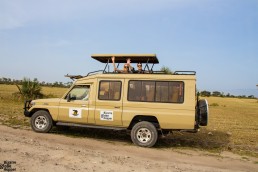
[0, 125, 257, 172]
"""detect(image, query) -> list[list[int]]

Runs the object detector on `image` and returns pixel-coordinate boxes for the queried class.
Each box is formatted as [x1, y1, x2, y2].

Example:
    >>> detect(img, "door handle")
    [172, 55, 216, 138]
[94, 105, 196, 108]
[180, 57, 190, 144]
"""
[114, 106, 120, 109]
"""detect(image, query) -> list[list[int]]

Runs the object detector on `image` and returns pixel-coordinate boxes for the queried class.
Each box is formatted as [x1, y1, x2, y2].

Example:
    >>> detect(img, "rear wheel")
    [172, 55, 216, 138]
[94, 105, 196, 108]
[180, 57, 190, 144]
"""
[131, 121, 158, 147]
[31, 110, 53, 133]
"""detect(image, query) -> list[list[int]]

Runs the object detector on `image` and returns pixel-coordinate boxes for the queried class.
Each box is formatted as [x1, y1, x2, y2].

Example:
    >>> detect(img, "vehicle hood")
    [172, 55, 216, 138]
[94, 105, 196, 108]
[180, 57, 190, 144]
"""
[32, 98, 61, 106]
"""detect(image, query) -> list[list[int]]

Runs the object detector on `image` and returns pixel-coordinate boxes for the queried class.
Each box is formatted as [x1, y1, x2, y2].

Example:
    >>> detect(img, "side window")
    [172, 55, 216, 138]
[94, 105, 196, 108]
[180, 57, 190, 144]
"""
[66, 85, 90, 101]
[98, 81, 122, 100]
[128, 81, 142, 101]
[128, 80, 184, 103]
[128, 81, 155, 102]
[169, 82, 184, 103]
[155, 82, 169, 102]
[142, 81, 155, 102]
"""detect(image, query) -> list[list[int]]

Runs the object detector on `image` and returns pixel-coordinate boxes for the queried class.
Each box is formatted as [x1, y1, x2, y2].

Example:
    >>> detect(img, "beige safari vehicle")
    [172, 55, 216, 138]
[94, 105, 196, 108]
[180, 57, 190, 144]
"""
[24, 54, 208, 147]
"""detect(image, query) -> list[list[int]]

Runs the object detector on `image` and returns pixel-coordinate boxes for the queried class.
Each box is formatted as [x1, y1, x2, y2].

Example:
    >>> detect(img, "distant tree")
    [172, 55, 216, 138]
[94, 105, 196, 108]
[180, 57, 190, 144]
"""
[212, 91, 222, 97]
[65, 82, 73, 87]
[53, 81, 59, 87]
[248, 95, 255, 99]
[226, 93, 230, 97]
[160, 66, 173, 74]
[200, 91, 211, 97]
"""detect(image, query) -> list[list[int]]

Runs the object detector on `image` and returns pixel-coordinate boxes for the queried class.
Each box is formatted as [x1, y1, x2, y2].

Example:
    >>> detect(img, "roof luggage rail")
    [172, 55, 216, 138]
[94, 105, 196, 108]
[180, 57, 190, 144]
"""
[86, 70, 104, 77]
[174, 71, 196, 75]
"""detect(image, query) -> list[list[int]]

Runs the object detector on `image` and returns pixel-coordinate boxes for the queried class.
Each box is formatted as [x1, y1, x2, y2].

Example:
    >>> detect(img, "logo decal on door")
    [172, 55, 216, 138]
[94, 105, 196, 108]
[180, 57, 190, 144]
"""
[100, 111, 113, 121]
[69, 108, 82, 118]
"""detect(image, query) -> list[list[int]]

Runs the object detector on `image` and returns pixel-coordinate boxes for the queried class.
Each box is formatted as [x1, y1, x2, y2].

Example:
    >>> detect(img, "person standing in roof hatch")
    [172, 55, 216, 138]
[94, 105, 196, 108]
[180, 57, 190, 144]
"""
[112, 56, 133, 73]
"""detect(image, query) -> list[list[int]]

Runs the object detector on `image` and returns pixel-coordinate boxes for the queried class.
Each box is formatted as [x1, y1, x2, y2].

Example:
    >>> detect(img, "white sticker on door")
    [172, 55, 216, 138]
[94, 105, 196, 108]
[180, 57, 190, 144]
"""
[100, 111, 113, 121]
[69, 108, 82, 118]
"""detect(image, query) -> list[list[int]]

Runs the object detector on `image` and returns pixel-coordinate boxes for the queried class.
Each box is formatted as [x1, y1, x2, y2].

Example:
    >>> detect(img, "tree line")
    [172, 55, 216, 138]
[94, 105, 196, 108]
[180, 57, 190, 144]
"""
[199, 90, 256, 99]
[1, 77, 256, 99]
[0, 77, 72, 88]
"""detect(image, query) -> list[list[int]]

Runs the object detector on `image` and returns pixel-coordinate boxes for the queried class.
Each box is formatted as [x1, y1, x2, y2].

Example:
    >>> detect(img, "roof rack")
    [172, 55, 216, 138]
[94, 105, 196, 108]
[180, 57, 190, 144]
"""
[86, 70, 104, 77]
[65, 74, 84, 80]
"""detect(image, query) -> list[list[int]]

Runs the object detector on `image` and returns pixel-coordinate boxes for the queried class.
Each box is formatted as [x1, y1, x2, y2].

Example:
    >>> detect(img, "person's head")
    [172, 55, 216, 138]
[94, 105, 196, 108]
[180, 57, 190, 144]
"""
[123, 63, 129, 72]
[137, 63, 142, 71]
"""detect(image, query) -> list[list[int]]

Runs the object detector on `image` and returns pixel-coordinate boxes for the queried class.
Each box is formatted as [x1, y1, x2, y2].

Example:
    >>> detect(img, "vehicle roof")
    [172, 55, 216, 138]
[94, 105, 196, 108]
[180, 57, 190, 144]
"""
[91, 54, 159, 64]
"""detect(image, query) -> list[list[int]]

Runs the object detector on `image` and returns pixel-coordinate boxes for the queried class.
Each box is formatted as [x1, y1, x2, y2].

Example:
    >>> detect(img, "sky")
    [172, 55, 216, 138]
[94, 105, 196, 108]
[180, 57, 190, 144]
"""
[0, 0, 257, 97]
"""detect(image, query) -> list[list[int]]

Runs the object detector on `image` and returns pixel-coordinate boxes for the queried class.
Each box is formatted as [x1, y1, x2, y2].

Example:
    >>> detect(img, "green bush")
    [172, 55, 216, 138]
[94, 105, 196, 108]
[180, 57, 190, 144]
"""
[16, 78, 43, 99]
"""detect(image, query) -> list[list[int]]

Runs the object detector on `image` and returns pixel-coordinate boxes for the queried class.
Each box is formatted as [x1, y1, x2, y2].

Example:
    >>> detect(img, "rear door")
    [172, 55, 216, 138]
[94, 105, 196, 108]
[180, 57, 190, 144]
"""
[94, 79, 123, 126]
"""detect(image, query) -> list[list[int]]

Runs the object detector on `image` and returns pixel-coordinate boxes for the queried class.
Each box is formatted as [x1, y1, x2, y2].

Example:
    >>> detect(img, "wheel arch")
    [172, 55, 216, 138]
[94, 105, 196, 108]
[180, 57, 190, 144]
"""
[127, 115, 160, 130]
[29, 108, 50, 117]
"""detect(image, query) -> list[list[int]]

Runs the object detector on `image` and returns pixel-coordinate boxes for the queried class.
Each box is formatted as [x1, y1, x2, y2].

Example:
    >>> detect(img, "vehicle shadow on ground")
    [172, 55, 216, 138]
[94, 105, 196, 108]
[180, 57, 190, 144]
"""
[51, 126, 132, 144]
[50, 127, 230, 151]
[156, 129, 231, 151]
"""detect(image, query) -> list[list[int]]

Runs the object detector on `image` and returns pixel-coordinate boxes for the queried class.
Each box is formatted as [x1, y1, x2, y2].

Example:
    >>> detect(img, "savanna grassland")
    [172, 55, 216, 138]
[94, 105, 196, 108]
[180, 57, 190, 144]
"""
[0, 84, 257, 158]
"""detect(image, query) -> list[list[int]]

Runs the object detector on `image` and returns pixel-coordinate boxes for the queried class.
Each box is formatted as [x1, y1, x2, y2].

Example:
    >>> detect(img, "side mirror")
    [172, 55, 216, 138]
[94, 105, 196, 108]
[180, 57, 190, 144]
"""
[67, 94, 76, 102]
[67, 94, 71, 102]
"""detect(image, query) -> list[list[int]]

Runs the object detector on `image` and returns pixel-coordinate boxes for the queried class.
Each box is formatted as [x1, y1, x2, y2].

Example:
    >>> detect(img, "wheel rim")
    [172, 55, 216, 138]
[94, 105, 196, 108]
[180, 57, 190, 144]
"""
[136, 128, 152, 143]
[35, 116, 48, 130]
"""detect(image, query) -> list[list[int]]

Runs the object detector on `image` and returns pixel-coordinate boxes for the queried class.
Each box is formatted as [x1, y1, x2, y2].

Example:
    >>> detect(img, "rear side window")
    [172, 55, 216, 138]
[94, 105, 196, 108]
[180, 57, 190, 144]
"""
[128, 81, 184, 103]
[98, 81, 122, 100]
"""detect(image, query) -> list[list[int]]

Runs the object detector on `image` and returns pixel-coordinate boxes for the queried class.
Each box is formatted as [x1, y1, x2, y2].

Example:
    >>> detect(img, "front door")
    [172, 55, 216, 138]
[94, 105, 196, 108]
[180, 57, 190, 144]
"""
[95, 80, 123, 126]
[58, 85, 90, 124]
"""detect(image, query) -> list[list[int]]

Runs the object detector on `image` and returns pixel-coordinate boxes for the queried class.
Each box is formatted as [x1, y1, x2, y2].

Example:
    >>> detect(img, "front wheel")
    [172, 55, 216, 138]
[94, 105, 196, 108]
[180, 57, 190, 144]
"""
[31, 110, 53, 133]
[131, 121, 158, 147]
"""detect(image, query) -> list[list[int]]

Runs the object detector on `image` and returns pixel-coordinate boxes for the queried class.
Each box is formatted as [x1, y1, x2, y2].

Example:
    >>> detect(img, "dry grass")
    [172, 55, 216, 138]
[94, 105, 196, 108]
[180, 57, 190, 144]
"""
[0, 84, 67, 128]
[158, 96, 258, 157]
[205, 97, 258, 156]
[0, 84, 257, 157]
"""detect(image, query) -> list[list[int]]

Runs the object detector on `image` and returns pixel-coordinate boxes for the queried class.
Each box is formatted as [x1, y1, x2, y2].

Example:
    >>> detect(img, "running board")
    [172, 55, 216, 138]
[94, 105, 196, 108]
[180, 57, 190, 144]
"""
[56, 122, 126, 131]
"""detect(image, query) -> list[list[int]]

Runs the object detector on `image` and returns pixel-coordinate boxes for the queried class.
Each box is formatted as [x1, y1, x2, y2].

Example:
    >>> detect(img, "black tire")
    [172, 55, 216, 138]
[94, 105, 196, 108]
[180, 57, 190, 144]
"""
[131, 121, 158, 147]
[31, 110, 53, 133]
[198, 99, 209, 126]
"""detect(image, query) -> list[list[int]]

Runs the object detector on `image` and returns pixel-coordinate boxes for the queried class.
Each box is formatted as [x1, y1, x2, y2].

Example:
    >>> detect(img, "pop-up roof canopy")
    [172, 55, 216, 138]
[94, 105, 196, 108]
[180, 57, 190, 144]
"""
[65, 54, 195, 80]
[91, 54, 159, 64]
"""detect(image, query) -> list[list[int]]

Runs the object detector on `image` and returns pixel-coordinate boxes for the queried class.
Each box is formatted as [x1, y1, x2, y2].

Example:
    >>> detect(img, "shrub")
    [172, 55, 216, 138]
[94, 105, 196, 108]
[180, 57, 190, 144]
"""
[210, 103, 219, 107]
[16, 78, 43, 100]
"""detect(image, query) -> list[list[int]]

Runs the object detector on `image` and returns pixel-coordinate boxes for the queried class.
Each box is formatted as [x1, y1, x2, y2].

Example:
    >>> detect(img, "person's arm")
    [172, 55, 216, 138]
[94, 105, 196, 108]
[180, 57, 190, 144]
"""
[112, 56, 118, 71]
[127, 58, 134, 71]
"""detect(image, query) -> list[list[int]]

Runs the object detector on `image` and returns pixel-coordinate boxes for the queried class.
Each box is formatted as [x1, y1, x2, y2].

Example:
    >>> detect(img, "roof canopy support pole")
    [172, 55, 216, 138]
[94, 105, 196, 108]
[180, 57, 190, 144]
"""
[103, 59, 110, 73]
[108, 59, 110, 72]
[150, 63, 155, 72]
[144, 58, 150, 72]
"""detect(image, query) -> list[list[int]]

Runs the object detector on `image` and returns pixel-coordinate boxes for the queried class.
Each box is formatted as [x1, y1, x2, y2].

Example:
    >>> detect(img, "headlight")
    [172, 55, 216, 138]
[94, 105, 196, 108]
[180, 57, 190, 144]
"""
[30, 101, 36, 107]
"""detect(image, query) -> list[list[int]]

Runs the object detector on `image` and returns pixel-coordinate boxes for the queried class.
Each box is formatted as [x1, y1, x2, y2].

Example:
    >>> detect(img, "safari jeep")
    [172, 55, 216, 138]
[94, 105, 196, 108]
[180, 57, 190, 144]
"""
[24, 54, 208, 147]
